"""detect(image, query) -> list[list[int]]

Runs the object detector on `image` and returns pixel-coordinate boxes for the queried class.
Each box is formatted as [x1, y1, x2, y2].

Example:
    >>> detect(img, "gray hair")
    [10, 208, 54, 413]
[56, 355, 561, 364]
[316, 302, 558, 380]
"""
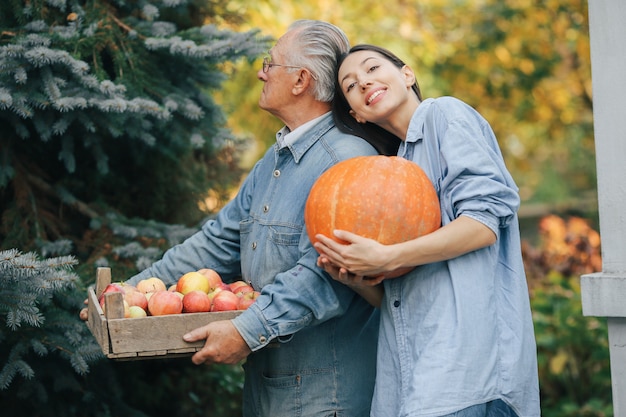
[284, 20, 350, 103]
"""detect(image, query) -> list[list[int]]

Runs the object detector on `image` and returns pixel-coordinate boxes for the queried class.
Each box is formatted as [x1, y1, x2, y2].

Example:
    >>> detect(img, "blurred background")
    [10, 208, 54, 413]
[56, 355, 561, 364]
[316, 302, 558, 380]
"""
[218, 0, 596, 214]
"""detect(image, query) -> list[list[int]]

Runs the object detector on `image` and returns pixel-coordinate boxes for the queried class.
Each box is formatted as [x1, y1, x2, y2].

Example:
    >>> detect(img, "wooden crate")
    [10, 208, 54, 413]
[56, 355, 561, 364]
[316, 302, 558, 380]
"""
[86, 267, 241, 360]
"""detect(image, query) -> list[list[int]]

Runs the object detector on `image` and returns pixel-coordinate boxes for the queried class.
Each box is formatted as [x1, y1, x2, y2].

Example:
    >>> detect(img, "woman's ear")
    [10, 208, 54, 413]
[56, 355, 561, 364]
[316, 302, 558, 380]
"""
[401, 65, 416, 88]
[349, 109, 366, 124]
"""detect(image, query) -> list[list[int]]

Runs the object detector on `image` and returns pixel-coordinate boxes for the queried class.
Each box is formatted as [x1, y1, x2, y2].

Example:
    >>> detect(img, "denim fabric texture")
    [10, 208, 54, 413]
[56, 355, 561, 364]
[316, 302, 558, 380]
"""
[127, 113, 379, 417]
[371, 97, 541, 417]
[437, 400, 518, 417]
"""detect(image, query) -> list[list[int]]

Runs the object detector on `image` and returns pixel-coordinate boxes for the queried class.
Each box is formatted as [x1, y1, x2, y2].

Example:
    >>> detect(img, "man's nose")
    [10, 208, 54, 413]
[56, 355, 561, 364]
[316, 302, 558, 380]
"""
[257, 68, 267, 81]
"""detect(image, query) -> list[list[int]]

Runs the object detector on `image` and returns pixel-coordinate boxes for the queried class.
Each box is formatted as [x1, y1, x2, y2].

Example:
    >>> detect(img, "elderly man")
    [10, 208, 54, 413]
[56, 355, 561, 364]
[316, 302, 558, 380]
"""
[127, 20, 380, 416]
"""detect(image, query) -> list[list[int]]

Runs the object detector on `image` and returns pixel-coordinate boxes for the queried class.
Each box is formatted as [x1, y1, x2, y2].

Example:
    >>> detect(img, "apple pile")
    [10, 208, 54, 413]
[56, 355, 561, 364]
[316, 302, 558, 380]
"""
[98, 268, 260, 318]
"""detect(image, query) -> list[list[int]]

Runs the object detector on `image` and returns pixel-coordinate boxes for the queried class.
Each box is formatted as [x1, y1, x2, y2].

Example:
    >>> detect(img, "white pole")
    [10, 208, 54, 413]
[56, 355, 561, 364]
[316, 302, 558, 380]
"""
[581, 1, 626, 415]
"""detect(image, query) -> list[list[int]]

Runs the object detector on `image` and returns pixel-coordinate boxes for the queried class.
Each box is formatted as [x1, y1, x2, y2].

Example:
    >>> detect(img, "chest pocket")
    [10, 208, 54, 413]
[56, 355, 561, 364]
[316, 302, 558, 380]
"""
[240, 218, 303, 289]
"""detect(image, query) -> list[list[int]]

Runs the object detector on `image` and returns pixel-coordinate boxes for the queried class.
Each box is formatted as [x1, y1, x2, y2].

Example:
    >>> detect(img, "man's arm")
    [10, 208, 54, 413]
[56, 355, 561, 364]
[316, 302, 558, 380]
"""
[180, 250, 357, 365]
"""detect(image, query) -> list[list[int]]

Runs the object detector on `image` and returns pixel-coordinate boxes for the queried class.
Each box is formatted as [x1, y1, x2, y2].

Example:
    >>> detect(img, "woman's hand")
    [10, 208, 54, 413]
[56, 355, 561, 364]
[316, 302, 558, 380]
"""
[317, 255, 385, 287]
[314, 230, 395, 278]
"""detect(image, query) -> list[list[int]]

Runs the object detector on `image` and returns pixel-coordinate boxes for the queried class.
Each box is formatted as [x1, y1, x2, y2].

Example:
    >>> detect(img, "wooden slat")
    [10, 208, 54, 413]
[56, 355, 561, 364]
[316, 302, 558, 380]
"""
[104, 292, 124, 319]
[95, 267, 111, 297]
[86, 285, 110, 355]
[106, 310, 241, 354]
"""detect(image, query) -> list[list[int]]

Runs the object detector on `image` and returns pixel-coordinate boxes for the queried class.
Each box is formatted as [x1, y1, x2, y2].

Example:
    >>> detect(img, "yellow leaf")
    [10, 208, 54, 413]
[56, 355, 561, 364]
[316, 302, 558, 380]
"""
[549, 350, 569, 374]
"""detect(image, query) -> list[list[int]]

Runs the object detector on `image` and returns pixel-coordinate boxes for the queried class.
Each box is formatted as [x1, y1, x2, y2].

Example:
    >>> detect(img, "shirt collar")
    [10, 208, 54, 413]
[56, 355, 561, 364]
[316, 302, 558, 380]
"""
[405, 98, 434, 144]
[399, 98, 433, 158]
[276, 112, 330, 149]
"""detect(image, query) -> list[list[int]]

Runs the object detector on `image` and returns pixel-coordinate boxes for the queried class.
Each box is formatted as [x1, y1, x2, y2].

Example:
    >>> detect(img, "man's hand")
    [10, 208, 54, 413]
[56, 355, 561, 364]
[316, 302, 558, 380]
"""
[183, 320, 252, 365]
[79, 299, 88, 321]
[317, 256, 385, 308]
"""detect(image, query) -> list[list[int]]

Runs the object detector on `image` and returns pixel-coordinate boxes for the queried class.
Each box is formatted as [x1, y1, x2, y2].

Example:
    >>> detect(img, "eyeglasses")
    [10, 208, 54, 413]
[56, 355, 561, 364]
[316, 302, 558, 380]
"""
[262, 57, 302, 73]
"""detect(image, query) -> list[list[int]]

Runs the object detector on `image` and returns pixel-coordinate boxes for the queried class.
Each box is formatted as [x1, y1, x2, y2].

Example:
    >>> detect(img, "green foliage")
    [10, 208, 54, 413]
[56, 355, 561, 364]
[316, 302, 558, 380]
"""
[0, 247, 107, 414]
[524, 215, 612, 416]
[0, 0, 270, 251]
[532, 273, 612, 417]
[113, 360, 244, 417]
[427, 0, 594, 205]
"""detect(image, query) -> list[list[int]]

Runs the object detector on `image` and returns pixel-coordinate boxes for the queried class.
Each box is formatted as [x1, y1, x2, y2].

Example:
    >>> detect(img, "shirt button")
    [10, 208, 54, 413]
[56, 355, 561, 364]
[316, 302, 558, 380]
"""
[273, 170, 281, 177]
[393, 300, 401, 308]
[259, 336, 267, 343]
[263, 205, 269, 213]
[252, 242, 257, 250]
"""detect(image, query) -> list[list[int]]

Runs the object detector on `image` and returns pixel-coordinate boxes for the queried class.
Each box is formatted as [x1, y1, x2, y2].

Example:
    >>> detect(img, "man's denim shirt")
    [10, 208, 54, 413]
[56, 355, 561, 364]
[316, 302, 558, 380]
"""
[127, 113, 380, 416]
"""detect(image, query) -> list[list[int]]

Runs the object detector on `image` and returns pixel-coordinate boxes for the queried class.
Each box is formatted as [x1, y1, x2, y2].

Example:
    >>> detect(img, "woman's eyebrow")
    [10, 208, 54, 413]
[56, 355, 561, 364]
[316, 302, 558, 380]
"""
[340, 56, 377, 84]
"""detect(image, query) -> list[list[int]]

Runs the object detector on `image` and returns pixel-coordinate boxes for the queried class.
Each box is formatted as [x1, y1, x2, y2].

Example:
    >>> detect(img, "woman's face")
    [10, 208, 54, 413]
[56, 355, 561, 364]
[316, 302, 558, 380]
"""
[338, 50, 416, 126]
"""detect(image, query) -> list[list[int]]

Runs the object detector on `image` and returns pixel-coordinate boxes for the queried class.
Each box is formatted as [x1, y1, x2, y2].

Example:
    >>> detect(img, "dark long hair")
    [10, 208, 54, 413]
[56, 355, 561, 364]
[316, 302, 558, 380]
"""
[332, 44, 423, 156]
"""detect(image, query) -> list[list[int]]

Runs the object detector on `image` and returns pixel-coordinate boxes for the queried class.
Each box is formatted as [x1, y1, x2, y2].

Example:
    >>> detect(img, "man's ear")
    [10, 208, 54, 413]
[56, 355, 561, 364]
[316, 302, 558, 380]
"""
[292, 68, 314, 96]
[349, 109, 366, 124]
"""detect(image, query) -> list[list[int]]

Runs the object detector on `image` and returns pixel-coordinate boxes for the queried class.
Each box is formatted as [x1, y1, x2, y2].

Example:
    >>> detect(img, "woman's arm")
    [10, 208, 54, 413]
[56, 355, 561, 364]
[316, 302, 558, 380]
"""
[314, 215, 496, 278]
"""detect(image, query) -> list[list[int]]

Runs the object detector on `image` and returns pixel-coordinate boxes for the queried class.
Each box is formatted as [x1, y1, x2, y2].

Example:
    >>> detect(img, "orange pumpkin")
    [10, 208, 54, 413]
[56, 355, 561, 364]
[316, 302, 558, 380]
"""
[304, 155, 441, 278]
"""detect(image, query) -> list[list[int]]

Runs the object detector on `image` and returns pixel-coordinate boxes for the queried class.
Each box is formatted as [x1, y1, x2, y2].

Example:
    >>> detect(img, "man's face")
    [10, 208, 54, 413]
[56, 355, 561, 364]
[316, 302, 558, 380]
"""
[257, 31, 299, 117]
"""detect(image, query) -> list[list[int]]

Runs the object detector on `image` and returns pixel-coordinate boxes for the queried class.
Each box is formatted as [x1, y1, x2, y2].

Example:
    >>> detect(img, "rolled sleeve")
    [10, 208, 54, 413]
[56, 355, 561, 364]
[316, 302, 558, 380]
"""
[439, 118, 520, 228]
[231, 302, 276, 351]
[232, 253, 355, 351]
[459, 210, 500, 238]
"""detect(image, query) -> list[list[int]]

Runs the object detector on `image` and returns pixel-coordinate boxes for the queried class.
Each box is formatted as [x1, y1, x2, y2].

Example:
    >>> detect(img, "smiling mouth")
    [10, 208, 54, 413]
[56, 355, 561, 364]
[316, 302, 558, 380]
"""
[367, 90, 384, 104]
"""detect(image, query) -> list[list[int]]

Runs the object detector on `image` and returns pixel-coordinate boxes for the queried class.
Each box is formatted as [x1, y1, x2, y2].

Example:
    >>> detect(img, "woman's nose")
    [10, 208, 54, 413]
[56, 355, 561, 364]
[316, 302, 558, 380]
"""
[358, 78, 371, 89]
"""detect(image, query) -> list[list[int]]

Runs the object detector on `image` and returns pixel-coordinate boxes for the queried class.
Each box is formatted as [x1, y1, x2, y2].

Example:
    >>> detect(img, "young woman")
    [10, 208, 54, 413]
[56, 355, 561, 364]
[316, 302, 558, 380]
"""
[315, 45, 540, 417]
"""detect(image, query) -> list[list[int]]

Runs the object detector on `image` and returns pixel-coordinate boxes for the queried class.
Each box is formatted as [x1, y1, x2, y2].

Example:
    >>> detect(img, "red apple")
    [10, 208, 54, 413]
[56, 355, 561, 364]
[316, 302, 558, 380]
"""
[228, 280, 248, 290]
[177, 271, 210, 295]
[136, 277, 167, 294]
[229, 280, 254, 295]
[147, 290, 183, 316]
[98, 283, 125, 309]
[210, 290, 240, 312]
[123, 288, 148, 310]
[197, 268, 224, 291]
[237, 290, 261, 310]
[182, 290, 212, 313]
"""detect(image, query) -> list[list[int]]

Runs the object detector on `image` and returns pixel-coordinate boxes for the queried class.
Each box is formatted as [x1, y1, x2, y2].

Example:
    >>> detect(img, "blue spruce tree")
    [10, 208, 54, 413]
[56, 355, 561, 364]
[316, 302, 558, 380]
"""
[0, 0, 269, 415]
[0, 0, 268, 247]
